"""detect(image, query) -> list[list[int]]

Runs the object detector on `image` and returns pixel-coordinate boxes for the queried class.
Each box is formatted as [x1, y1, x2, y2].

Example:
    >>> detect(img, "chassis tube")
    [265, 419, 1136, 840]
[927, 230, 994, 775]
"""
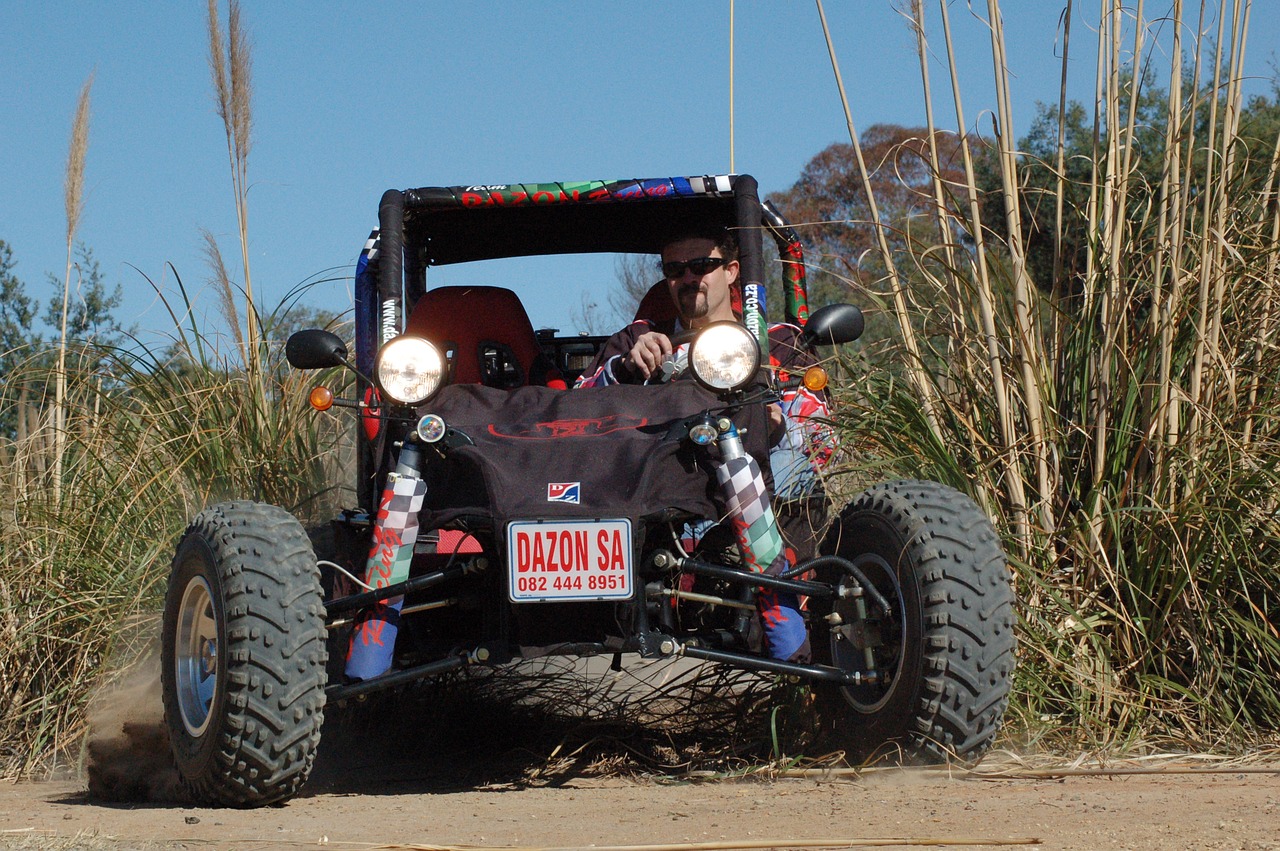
[326, 652, 470, 701]
[678, 644, 878, 686]
[325, 563, 469, 618]
[678, 555, 831, 599]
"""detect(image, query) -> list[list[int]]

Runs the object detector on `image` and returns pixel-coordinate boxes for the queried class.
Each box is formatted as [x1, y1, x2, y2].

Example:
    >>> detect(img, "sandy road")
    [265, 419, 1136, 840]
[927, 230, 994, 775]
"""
[5, 659, 1278, 849]
[3, 764, 1279, 850]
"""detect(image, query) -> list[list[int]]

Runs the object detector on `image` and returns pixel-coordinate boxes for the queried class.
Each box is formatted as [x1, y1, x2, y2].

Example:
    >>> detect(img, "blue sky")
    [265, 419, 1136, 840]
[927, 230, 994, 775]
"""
[2, 2, 1276, 341]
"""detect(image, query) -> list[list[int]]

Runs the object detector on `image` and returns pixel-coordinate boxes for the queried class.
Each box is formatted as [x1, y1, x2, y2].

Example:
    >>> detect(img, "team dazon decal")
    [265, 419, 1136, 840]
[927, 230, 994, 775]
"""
[488, 414, 648, 440]
[547, 482, 581, 504]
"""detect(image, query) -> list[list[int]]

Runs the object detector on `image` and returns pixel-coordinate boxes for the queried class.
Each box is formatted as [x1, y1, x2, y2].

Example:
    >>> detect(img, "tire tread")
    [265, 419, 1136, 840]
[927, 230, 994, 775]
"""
[820, 479, 1016, 764]
[162, 501, 327, 807]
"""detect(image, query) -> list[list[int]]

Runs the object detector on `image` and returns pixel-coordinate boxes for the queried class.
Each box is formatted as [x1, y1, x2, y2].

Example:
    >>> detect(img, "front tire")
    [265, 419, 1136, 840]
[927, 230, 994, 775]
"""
[161, 502, 328, 806]
[813, 480, 1016, 764]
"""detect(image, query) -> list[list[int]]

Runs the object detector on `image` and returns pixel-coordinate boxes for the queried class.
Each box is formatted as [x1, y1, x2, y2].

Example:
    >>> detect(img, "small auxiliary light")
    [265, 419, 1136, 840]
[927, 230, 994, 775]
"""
[416, 414, 447, 443]
[802, 366, 829, 392]
[309, 386, 334, 411]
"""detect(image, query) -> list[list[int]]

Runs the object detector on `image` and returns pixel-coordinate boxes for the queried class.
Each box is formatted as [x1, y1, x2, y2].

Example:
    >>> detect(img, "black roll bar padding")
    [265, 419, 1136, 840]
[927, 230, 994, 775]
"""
[733, 174, 764, 285]
[678, 643, 875, 686]
[679, 555, 831, 599]
[377, 189, 406, 342]
[324, 563, 468, 618]
[732, 175, 768, 342]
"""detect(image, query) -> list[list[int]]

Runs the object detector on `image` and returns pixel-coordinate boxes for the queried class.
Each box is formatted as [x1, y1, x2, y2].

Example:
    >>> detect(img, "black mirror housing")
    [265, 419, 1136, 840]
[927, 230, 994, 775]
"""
[801, 303, 864, 347]
[286, 329, 349, 369]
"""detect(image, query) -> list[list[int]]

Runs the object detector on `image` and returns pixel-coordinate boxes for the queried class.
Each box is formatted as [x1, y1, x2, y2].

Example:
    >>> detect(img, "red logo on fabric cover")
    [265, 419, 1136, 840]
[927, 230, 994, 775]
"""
[488, 414, 648, 440]
[547, 482, 581, 504]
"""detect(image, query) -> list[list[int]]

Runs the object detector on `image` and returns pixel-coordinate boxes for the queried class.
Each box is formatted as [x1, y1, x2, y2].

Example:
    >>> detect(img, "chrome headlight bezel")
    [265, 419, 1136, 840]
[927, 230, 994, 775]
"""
[688, 321, 762, 393]
[374, 336, 445, 405]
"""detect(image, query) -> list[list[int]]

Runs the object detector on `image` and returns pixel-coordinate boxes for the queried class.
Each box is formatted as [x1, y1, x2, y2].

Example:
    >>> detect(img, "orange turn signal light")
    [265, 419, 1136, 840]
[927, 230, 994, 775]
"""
[309, 386, 334, 411]
[802, 366, 829, 392]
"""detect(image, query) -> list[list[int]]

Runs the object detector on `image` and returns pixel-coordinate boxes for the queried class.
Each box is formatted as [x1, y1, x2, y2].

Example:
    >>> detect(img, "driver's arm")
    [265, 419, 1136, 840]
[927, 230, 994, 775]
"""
[575, 321, 668, 388]
[619, 330, 673, 382]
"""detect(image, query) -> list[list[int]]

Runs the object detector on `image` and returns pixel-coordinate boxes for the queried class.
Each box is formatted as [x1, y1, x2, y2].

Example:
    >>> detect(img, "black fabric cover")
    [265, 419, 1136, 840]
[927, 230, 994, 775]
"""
[416, 382, 771, 531]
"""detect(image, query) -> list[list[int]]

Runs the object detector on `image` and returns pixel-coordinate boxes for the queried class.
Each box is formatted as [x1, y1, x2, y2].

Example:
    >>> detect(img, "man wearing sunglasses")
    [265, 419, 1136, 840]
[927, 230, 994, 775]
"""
[575, 229, 833, 663]
[575, 231, 826, 452]
[575, 230, 743, 386]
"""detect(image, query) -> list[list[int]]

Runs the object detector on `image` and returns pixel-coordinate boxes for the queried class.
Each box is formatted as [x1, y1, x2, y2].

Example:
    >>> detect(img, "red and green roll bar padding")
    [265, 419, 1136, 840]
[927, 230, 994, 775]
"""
[363, 174, 810, 361]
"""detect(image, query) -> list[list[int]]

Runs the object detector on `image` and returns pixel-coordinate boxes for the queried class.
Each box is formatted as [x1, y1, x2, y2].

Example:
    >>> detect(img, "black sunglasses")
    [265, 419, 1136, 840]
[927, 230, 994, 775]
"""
[661, 256, 728, 279]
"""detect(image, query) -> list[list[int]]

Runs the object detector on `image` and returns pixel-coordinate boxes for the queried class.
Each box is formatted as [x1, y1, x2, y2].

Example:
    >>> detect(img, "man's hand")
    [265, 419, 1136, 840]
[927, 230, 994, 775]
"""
[623, 331, 673, 381]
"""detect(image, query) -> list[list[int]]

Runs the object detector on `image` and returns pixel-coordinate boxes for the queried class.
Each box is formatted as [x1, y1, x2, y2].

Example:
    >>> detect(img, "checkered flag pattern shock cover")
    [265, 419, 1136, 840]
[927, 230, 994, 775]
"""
[715, 455, 785, 572]
[346, 473, 428, 680]
[714, 455, 809, 662]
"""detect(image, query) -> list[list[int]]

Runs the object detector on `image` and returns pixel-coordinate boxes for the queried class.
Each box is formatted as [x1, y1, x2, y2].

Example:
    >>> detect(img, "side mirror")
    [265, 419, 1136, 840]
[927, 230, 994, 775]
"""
[286, 329, 349, 369]
[801, 303, 864, 347]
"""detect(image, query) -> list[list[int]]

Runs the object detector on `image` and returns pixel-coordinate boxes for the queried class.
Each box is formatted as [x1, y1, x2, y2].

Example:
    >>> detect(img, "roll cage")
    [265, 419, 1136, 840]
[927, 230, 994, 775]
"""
[355, 174, 812, 373]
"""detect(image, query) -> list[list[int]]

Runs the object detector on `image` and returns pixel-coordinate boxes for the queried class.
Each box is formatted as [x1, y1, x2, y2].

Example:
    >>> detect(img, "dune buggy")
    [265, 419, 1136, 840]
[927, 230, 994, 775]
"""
[160, 174, 1017, 806]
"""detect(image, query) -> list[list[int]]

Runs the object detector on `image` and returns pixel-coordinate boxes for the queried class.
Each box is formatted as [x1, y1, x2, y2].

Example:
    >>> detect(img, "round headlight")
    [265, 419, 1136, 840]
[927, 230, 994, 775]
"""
[375, 336, 445, 405]
[688, 321, 762, 392]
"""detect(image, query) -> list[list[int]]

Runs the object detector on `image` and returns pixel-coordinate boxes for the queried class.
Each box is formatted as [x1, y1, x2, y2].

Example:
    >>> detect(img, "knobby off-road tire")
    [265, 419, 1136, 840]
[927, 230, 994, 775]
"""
[161, 502, 328, 807]
[813, 480, 1016, 764]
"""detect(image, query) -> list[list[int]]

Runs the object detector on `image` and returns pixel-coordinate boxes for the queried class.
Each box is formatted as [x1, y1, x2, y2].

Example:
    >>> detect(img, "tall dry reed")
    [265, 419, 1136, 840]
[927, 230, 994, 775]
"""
[206, 0, 262, 387]
[819, 0, 1280, 748]
[0, 3, 347, 775]
[52, 74, 93, 505]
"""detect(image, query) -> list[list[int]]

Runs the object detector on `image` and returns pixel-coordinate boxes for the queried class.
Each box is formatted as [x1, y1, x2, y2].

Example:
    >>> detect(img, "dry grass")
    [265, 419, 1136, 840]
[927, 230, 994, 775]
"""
[814, 0, 1280, 750]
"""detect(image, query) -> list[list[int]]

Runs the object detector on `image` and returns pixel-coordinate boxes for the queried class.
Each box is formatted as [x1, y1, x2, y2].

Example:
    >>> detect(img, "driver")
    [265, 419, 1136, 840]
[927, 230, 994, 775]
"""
[575, 229, 742, 386]
[575, 228, 833, 663]
[575, 228, 831, 494]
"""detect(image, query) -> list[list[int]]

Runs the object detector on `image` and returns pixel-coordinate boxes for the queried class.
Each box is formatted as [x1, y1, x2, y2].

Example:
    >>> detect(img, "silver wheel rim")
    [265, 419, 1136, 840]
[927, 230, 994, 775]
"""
[175, 575, 219, 737]
[839, 553, 906, 713]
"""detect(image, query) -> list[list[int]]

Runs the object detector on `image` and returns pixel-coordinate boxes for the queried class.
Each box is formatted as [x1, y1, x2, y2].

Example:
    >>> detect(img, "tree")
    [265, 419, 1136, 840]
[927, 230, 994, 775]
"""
[975, 74, 1169, 297]
[42, 243, 126, 345]
[0, 240, 40, 440]
[978, 72, 1280, 297]
[766, 124, 970, 308]
[0, 242, 130, 440]
[577, 254, 657, 335]
[0, 240, 38, 357]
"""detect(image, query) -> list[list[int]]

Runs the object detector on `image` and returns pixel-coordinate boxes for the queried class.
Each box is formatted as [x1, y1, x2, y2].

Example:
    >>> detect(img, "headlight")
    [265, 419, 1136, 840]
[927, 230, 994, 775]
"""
[688, 321, 761, 392]
[375, 336, 445, 405]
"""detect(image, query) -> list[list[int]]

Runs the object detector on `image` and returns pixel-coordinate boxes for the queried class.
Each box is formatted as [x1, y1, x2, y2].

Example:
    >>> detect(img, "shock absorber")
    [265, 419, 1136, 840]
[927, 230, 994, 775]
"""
[345, 439, 428, 681]
[711, 418, 810, 662]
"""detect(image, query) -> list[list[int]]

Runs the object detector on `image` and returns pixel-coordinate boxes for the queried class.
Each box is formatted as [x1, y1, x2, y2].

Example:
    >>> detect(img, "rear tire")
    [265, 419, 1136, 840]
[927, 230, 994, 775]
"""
[161, 502, 328, 806]
[812, 480, 1015, 764]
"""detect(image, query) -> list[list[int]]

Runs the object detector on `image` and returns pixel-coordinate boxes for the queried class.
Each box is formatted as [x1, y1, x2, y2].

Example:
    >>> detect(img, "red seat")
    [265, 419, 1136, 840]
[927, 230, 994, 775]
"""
[405, 286, 565, 389]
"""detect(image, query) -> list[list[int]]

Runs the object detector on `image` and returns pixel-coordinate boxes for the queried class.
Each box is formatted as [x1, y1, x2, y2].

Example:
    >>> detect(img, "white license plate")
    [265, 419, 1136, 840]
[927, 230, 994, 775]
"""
[506, 519, 633, 602]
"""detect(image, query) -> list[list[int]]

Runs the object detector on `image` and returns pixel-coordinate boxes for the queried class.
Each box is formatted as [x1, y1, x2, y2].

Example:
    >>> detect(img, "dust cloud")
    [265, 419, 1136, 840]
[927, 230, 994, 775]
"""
[83, 656, 188, 803]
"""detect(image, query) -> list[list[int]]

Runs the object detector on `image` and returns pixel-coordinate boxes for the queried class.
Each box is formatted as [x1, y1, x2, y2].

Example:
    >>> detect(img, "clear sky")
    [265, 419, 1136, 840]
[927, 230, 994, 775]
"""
[2, 2, 1275, 342]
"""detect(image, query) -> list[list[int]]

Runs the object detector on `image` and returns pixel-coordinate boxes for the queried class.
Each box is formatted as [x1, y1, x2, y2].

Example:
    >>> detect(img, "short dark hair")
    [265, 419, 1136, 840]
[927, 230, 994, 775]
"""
[661, 227, 738, 262]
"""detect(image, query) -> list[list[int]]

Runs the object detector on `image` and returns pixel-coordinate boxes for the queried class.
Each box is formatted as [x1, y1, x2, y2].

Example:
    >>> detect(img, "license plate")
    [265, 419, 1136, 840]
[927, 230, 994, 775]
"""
[506, 519, 633, 602]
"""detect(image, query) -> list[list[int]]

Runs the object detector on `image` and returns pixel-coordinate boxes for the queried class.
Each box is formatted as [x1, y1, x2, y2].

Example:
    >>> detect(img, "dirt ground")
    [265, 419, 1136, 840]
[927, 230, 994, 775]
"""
[3, 764, 1279, 851]
[3, 661, 1279, 850]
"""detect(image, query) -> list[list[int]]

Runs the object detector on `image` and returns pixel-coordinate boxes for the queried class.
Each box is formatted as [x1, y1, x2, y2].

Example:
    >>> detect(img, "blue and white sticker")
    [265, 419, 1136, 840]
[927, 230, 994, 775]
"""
[547, 482, 581, 504]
